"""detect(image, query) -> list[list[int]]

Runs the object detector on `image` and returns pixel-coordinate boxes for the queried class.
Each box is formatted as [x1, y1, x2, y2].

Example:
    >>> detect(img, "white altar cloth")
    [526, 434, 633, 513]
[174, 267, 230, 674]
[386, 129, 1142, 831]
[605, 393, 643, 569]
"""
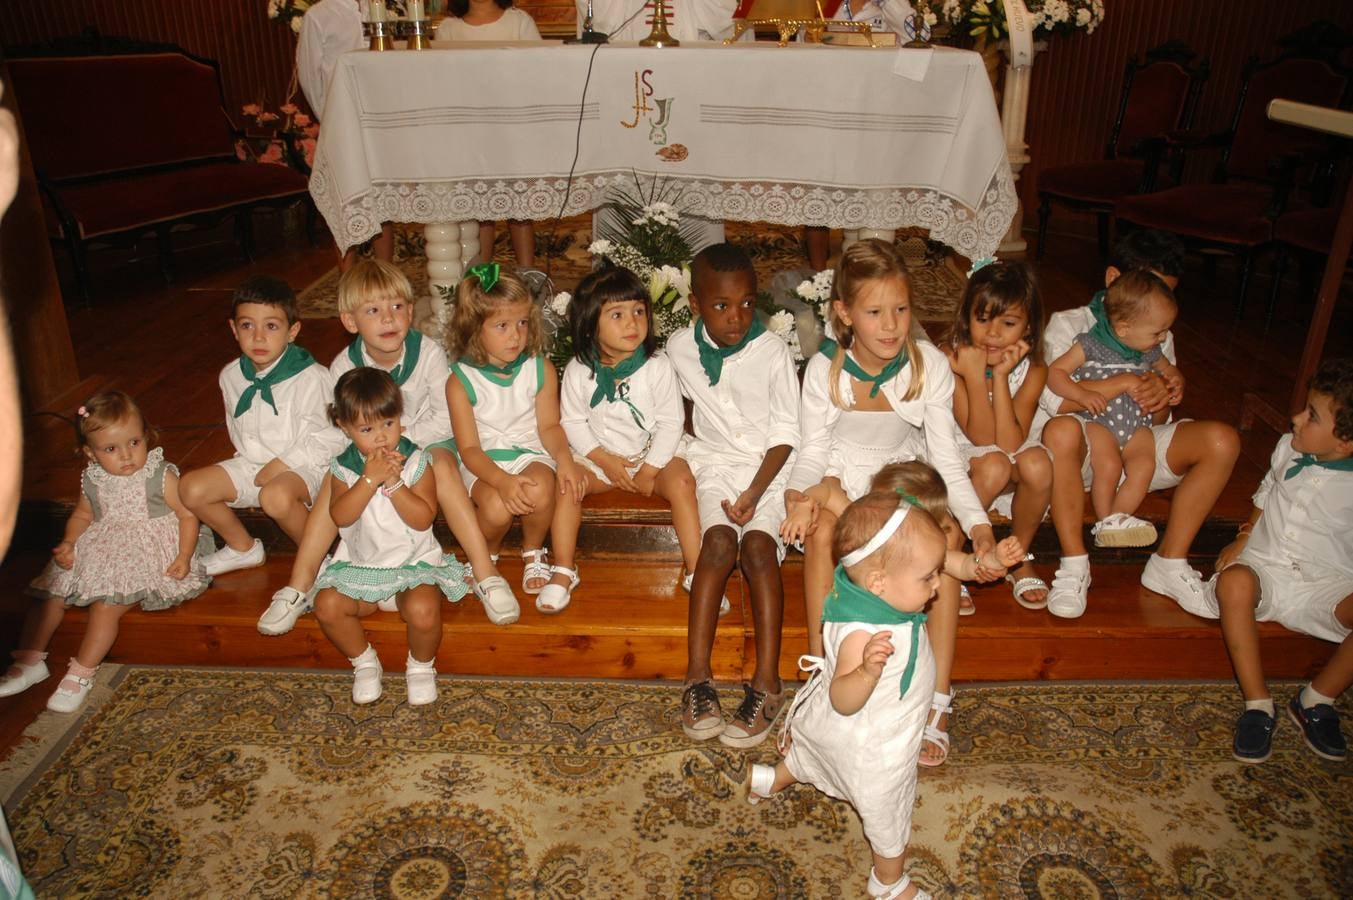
[309, 42, 1017, 259]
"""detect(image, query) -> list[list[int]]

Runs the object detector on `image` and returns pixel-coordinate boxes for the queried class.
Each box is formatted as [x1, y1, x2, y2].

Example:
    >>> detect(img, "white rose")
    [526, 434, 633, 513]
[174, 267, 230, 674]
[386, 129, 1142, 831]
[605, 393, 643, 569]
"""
[550, 292, 571, 317]
[588, 239, 614, 256]
[1075, 8, 1090, 26]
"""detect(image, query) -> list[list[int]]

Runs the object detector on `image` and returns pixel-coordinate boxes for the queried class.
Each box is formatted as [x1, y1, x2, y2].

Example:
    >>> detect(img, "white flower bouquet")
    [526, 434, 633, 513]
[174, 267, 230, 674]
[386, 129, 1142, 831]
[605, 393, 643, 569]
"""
[927, 0, 1104, 40]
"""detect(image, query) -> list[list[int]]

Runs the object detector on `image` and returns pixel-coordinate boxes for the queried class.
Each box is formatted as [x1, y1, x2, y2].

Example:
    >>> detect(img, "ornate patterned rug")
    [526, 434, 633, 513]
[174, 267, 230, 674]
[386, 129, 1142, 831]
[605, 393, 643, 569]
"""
[3, 668, 1349, 898]
[296, 217, 967, 326]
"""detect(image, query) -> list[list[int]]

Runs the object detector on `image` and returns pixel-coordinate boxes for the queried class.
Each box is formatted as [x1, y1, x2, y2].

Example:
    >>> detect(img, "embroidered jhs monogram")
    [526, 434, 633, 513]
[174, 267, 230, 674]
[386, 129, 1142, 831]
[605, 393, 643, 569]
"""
[620, 69, 676, 147]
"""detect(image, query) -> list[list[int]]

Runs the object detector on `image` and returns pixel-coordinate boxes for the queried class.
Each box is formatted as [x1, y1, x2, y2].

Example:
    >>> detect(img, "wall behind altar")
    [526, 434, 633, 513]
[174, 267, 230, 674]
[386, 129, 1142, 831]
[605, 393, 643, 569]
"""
[1019, 0, 1353, 239]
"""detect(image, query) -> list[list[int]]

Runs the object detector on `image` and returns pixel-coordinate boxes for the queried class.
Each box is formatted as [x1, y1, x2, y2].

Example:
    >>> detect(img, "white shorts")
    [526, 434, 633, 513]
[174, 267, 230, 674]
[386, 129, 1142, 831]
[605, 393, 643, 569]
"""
[460, 451, 554, 492]
[692, 462, 788, 560]
[1077, 418, 1185, 492]
[217, 456, 323, 509]
[1235, 553, 1353, 644]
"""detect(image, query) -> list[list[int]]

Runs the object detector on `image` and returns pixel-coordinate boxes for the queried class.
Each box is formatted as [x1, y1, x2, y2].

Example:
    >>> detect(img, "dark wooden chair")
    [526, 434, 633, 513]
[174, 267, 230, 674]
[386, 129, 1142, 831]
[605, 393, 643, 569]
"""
[1036, 42, 1207, 260]
[1114, 45, 1349, 317]
[1266, 156, 1351, 327]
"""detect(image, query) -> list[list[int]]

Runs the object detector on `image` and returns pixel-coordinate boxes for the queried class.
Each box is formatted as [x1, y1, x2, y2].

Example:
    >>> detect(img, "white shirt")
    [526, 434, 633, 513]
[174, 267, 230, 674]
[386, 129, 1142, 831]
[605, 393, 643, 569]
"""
[666, 326, 800, 469]
[580, 0, 740, 42]
[1247, 434, 1353, 582]
[435, 8, 542, 41]
[219, 354, 344, 473]
[1038, 298, 1177, 420]
[561, 353, 683, 468]
[297, 0, 366, 122]
[329, 332, 452, 449]
[827, 0, 914, 34]
[789, 341, 989, 536]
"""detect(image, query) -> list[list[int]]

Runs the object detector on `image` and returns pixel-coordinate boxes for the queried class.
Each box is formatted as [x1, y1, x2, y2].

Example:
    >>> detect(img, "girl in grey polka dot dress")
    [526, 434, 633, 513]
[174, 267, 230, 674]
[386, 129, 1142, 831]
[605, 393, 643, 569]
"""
[1046, 271, 1182, 547]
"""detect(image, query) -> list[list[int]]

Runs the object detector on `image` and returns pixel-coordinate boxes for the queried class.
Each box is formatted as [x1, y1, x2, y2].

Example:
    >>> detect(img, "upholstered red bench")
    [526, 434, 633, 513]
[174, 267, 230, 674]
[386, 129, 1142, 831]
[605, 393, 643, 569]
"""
[5, 49, 311, 303]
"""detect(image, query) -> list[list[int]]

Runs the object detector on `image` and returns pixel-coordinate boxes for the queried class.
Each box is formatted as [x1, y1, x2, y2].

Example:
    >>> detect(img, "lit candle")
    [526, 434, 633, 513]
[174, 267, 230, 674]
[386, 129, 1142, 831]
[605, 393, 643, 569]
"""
[409, 0, 424, 20]
[368, 1, 386, 22]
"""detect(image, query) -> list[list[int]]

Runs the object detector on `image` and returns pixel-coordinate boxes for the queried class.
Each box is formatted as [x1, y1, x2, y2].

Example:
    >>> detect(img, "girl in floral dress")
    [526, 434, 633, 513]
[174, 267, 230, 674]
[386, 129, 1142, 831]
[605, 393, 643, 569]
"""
[0, 391, 210, 713]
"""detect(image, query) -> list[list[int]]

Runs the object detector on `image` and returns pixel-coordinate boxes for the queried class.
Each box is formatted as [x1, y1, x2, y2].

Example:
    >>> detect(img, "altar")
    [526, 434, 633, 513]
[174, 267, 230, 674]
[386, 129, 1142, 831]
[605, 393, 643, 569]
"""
[311, 41, 1015, 258]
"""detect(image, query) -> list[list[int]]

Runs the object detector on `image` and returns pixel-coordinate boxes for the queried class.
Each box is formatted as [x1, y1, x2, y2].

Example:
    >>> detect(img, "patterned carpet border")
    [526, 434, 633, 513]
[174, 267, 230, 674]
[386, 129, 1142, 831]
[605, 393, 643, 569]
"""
[4, 668, 1350, 898]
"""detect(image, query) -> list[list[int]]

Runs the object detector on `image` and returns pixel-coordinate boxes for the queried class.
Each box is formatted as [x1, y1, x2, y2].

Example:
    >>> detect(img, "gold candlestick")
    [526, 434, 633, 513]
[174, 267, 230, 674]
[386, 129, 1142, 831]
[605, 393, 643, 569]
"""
[639, 0, 679, 47]
[407, 19, 429, 50]
[365, 20, 390, 51]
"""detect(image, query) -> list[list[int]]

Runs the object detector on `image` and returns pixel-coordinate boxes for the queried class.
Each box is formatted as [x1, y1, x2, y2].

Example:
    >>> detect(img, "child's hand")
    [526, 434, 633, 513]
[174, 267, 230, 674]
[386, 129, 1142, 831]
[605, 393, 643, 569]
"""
[558, 459, 588, 503]
[632, 466, 658, 497]
[52, 540, 75, 569]
[978, 536, 1025, 578]
[860, 630, 895, 681]
[362, 451, 399, 487]
[165, 556, 191, 580]
[254, 458, 289, 487]
[1129, 373, 1170, 415]
[780, 491, 819, 544]
[1216, 534, 1249, 572]
[953, 344, 988, 381]
[993, 340, 1030, 377]
[971, 533, 1004, 582]
[595, 451, 637, 493]
[1078, 387, 1108, 416]
[500, 473, 538, 516]
[379, 448, 406, 489]
[1162, 368, 1186, 407]
[722, 489, 759, 526]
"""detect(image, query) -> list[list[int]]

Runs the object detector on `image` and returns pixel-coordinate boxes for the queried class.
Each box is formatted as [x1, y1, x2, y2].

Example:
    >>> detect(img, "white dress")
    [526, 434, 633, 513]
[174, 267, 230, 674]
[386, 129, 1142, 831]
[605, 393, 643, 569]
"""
[560, 353, 684, 480]
[783, 599, 934, 858]
[435, 8, 542, 41]
[450, 356, 553, 488]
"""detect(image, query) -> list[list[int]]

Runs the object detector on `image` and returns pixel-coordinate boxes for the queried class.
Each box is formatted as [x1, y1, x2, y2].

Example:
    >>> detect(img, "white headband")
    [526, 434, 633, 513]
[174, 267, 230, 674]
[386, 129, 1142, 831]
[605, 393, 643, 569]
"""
[840, 504, 910, 568]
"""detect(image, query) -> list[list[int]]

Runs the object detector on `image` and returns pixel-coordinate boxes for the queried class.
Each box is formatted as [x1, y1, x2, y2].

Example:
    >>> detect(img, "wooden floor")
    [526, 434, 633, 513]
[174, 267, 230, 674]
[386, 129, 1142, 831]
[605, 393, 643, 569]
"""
[1, 215, 1345, 749]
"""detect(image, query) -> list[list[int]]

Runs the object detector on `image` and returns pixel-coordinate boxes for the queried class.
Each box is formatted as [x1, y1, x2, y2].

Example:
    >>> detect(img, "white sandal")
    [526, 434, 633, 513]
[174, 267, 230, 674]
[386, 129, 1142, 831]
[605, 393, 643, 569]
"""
[521, 548, 550, 595]
[746, 762, 777, 805]
[868, 870, 931, 900]
[918, 690, 952, 768]
[1006, 572, 1050, 610]
[473, 575, 520, 626]
[535, 565, 579, 614]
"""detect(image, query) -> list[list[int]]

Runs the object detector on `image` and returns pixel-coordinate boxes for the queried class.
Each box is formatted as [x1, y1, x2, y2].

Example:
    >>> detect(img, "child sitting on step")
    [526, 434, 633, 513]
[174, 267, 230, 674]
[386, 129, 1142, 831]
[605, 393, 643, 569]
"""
[668, 243, 799, 749]
[263, 260, 517, 636]
[1047, 270, 1182, 576]
[0, 391, 210, 713]
[180, 276, 343, 584]
[1187, 358, 1353, 764]
[558, 267, 722, 611]
[312, 368, 468, 706]
[446, 263, 588, 614]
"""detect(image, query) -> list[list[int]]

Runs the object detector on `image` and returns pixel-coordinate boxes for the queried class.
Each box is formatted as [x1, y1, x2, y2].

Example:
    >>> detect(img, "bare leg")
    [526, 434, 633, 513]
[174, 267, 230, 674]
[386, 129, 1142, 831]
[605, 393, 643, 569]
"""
[1157, 421, 1241, 559]
[1111, 428, 1155, 517]
[1083, 424, 1121, 520]
[470, 479, 514, 555]
[802, 508, 838, 658]
[372, 222, 395, 263]
[686, 526, 737, 683]
[313, 588, 376, 658]
[968, 452, 1013, 509]
[871, 851, 915, 898]
[921, 520, 964, 765]
[287, 477, 338, 592]
[508, 220, 535, 268]
[73, 601, 134, 669]
[258, 471, 313, 545]
[516, 462, 558, 592]
[545, 477, 589, 591]
[1008, 447, 1052, 601]
[1044, 415, 1089, 557]
[741, 531, 784, 695]
[1311, 593, 1353, 699]
[478, 221, 496, 263]
[397, 584, 443, 662]
[1216, 565, 1267, 700]
[430, 450, 498, 582]
[656, 458, 702, 574]
[179, 465, 252, 551]
[805, 226, 830, 271]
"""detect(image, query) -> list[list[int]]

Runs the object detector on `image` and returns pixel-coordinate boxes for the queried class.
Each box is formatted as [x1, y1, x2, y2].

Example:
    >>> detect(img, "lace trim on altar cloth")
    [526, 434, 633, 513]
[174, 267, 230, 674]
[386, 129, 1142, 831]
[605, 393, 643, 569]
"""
[309, 168, 1019, 260]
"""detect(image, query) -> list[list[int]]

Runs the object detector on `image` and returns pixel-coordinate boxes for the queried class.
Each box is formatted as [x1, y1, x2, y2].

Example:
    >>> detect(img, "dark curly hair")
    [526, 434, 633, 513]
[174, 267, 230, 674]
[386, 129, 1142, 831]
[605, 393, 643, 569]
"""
[1310, 358, 1353, 442]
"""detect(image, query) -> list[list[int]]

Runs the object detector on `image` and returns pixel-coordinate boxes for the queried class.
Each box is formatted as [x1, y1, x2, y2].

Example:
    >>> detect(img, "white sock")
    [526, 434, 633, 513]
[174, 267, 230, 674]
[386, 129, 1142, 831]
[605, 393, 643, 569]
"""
[348, 645, 378, 668]
[1245, 698, 1275, 717]
[1301, 684, 1336, 709]
[1059, 554, 1089, 573]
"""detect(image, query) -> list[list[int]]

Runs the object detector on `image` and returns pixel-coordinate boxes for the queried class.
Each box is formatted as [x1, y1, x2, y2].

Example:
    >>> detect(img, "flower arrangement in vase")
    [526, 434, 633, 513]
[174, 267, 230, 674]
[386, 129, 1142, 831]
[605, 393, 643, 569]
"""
[237, 102, 319, 172]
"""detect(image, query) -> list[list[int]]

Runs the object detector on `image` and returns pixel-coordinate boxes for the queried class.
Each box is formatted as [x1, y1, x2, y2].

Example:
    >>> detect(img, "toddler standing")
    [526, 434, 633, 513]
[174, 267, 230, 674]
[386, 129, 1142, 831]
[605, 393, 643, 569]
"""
[0, 392, 209, 712]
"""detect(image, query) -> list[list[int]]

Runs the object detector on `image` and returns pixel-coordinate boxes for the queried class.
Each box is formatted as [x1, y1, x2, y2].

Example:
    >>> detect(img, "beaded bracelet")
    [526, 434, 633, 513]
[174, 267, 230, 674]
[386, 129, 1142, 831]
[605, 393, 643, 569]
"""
[380, 480, 406, 497]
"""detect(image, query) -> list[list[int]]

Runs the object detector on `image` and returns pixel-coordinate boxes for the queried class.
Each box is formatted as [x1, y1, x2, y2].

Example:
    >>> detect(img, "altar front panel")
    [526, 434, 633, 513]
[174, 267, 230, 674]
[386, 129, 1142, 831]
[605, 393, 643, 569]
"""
[310, 42, 1017, 259]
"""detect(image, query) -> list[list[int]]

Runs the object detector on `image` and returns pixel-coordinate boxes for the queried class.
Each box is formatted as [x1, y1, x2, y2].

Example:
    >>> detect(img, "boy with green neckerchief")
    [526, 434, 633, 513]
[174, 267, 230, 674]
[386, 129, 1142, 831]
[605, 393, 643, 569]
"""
[180, 276, 343, 579]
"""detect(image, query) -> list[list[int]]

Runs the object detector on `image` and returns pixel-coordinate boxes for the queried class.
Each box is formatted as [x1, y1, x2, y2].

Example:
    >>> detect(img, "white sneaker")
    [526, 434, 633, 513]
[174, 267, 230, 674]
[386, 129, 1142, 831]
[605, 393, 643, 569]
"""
[1091, 513, 1158, 548]
[46, 668, 96, 713]
[473, 575, 520, 626]
[201, 538, 266, 576]
[405, 653, 438, 706]
[351, 652, 383, 705]
[0, 657, 49, 698]
[681, 571, 732, 616]
[376, 597, 399, 612]
[257, 586, 313, 636]
[1141, 555, 1217, 618]
[1047, 562, 1091, 619]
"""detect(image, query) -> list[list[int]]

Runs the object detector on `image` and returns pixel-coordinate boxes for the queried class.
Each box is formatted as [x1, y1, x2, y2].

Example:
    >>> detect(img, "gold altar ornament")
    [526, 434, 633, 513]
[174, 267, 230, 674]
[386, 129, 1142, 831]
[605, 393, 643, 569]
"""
[725, 0, 880, 47]
[640, 0, 680, 47]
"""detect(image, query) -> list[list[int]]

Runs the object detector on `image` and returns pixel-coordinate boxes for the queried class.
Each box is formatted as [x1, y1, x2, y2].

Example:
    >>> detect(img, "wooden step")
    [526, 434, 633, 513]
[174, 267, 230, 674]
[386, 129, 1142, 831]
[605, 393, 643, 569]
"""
[0, 552, 1332, 685]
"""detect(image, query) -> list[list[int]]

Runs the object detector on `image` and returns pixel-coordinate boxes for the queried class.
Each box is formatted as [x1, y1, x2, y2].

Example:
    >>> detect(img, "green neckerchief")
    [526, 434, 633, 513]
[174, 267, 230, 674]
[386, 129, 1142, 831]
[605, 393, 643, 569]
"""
[1086, 311, 1145, 363]
[234, 343, 316, 417]
[1088, 289, 1107, 325]
[346, 330, 423, 386]
[590, 346, 649, 429]
[467, 351, 530, 387]
[335, 435, 418, 478]
[822, 564, 928, 697]
[1285, 452, 1353, 480]
[695, 317, 765, 387]
[818, 338, 906, 398]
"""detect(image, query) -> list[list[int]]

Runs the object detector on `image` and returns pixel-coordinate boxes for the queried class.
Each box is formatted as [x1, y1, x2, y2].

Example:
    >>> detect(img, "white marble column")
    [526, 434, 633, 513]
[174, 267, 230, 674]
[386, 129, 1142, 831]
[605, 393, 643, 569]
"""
[997, 44, 1044, 257]
[419, 221, 479, 334]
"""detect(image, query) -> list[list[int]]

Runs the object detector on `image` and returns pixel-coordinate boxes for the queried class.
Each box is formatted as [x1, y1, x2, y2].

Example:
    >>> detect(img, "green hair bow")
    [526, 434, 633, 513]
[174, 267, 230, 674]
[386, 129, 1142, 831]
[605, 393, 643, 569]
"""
[467, 261, 500, 293]
[895, 488, 923, 509]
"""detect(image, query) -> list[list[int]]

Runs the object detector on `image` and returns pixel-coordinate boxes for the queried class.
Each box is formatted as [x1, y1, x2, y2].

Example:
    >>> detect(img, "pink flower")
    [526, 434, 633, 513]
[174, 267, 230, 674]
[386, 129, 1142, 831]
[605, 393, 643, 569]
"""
[242, 103, 262, 116]
[280, 103, 298, 115]
[235, 140, 249, 161]
[260, 112, 280, 123]
[303, 123, 320, 138]
[300, 137, 317, 168]
[293, 113, 312, 127]
[260, 141, 285, 165]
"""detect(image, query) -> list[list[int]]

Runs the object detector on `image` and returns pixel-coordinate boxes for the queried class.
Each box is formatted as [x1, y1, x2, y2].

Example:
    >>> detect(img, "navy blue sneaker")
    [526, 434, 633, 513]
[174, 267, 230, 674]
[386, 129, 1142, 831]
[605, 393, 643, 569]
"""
[1232, 708, 1275, 763]
[1287, 694, 1348, 761]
